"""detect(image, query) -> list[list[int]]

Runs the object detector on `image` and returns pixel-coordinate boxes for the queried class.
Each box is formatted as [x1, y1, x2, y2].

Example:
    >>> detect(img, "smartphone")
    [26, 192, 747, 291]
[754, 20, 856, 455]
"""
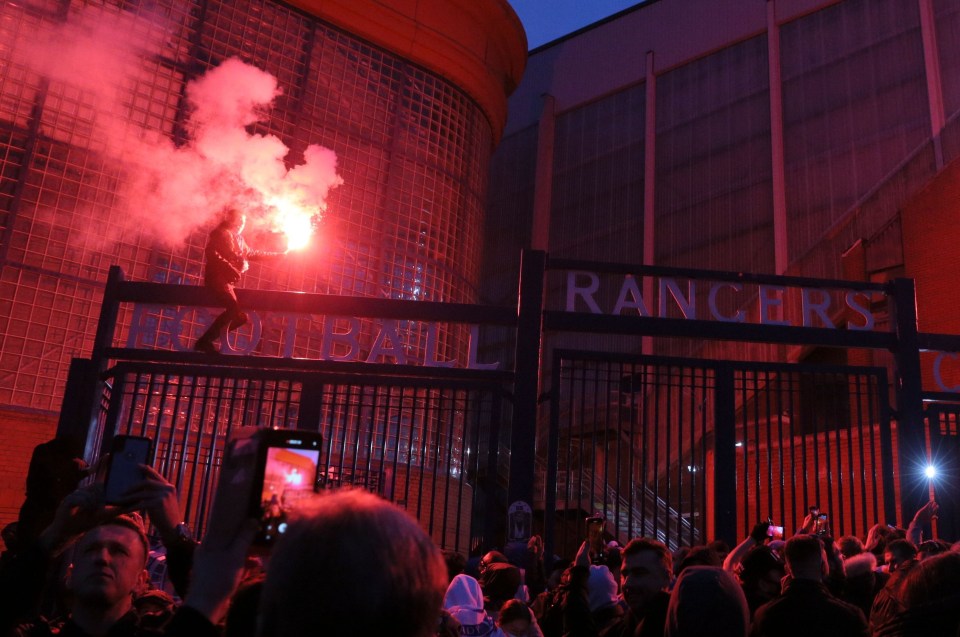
[103, 435, 153, 505]
[240, 428, 324, 545]
[767, 524, 785, 538]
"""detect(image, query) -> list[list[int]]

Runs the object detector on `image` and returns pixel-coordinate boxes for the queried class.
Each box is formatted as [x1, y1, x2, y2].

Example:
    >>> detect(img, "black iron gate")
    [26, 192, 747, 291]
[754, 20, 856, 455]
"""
[88, 362, 506, 553]
[543, 351, 895, 556]
[59, 253, 960, 556]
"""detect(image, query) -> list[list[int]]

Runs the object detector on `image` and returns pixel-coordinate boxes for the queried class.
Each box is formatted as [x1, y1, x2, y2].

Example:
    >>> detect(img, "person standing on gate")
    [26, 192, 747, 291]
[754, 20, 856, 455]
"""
[193, 207, 285, 355]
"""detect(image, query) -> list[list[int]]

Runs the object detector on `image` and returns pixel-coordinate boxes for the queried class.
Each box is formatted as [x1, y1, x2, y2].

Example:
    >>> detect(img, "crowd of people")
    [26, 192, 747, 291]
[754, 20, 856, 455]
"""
[1, 438, 958, 637]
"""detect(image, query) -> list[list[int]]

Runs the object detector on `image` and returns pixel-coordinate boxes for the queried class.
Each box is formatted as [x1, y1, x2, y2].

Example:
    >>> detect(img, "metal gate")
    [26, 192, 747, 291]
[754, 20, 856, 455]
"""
[88, 361, 506, 553]
[923, 402, 960, 541]
[543, 351, 896, 556]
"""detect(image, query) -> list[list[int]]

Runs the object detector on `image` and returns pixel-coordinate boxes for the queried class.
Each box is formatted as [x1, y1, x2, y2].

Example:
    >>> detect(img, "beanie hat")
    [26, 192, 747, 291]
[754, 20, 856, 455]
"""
[587, 564, 619, 612]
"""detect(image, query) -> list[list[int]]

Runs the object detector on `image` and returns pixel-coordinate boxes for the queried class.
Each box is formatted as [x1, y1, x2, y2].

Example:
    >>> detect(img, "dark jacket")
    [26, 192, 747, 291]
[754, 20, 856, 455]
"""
[204, 224, 272, 286]
[749, 578, 869, 637]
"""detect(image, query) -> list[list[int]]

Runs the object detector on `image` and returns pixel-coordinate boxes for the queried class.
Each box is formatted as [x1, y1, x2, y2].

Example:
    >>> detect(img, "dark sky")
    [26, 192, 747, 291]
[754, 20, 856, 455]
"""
[507, 0, 644, 49]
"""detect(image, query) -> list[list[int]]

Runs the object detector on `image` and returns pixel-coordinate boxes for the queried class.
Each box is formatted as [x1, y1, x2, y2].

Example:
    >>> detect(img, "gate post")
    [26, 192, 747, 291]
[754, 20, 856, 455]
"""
[891, 278, 926, 525]
[509, 250, 547, 512]
[713, 363, 738, 546]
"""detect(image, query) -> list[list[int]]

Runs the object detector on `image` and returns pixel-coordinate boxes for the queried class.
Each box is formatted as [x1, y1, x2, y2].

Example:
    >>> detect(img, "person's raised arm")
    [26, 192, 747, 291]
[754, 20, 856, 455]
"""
[723, 520, 770, 572]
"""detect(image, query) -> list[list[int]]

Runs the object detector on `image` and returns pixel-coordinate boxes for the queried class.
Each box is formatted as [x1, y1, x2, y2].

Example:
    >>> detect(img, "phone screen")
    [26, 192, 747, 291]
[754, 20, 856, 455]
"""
[103, 435, 152, 504]
[254, 432, 322, 544]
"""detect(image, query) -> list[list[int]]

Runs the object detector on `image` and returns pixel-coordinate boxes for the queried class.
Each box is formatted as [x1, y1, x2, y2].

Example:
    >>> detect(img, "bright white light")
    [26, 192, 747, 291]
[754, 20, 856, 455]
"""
[925, 465, 937, 479]
[734, 441, 744, 448]
[285, 468, 303, 486]
[268, 196, 315, 251]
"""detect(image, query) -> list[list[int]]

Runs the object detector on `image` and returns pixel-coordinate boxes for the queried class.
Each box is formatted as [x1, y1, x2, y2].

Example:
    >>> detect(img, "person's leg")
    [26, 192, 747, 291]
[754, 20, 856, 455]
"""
[194, 283, 240, 353]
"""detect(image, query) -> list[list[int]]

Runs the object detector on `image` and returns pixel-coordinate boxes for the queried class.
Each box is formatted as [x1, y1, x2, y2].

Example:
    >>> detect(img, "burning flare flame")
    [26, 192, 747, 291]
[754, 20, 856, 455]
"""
[267, 197, 319, 252]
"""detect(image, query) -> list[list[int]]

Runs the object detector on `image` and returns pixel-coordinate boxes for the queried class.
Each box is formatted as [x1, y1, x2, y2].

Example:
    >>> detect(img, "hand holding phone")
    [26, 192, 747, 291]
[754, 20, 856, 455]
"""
[103, 435, 153, 505]
[235, 428, 323, 546]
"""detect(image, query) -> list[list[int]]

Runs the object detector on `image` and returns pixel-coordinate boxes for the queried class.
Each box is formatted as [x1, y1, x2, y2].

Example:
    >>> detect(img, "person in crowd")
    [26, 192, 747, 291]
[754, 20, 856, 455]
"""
[722, 520, 774, 573]
[601, 537, 672, 637]
[664, 566, 749, 637]
[537, 543, 594, 637]
[733, 545, 785, 617]
[749, 534, 868, 637]
[869, 538, 920, 631]
[673, 544, 721, 577]
[481, 562, 523, 620]
[497, 599, 545, 637]
[1, 463, 192, 636]
[193, 207, 285, 354]
[873, 550, 960, 637]
[905, 500, 938, 546]
[838, 549, 888, 620]
[444, 549, 468, 583]
[837, 534, 864, 560]
[587, 563, 623, 634]
[255, 489, 447, 637]
[445, 573, 498, 636]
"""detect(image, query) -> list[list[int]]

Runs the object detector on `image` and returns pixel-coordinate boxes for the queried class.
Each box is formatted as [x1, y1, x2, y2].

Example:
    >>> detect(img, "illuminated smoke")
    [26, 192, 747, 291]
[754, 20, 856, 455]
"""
[9, 5, 343, 251]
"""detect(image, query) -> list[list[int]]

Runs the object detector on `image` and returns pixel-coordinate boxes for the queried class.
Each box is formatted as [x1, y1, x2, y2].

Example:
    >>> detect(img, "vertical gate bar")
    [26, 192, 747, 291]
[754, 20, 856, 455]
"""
[751, 370, 761, 528]
[890, 278, 926, 524]
[652, 364, 662, 541]
[451, 390, 470, 554]
[657, 367, 683, 546]
[812, 374, 822, 518]
[590, 361, 599, 523]
[196, 376, 227, 533]
[577, 361, 587, 522]
[614, 361, 625, 543]
[364, 384, 379, 494]
[386, 386, 402, 500]
[866, 373, 880, 525]
[687, 366, 695, 546]
[822, 375, 835, 526]
[844, 376, 858, 535]
[763, 368, 773, 519]
[175, 377, 200, 511]
[510, 249, 546, 510]
[792, 371, 805, 533]
[415, 387, 431, 521]
[426, 388, 442, 535]
[439, 388, 457, 549]
[160, 374, 183, 477]
[139, 373, 158, 438]
[335, 384, 350, 479]
[775, 371, 786, 526]
[714, 362, 737, 546]
[640, 363, 649, 536]
[402, 386, 417, 513]
[100, 372, 128, 462]
[876, 368, 898, 525]
[124, 372, 146, 436]
[699, 366, 709, 544]
[602, 362, 612, 534]
[855, 374, 869, 536]
[737, 370, 747, 535]
[484, 390, 504, 554]
[184, 375, 212, 532]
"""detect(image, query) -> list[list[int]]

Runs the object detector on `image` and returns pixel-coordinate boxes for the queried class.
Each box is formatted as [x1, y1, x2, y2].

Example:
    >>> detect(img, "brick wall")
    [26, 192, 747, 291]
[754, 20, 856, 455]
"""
[901, 157, 960, 393]
[0, 408, 58, 537]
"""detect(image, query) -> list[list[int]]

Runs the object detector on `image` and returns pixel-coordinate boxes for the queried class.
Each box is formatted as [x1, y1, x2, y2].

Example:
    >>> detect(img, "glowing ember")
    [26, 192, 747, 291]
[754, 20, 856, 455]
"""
[268, 197, 317, 251]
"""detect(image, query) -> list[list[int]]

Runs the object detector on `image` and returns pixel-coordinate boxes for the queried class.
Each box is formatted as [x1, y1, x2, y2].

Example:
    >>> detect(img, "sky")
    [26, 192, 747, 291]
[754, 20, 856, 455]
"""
[507, 0, 645, 49]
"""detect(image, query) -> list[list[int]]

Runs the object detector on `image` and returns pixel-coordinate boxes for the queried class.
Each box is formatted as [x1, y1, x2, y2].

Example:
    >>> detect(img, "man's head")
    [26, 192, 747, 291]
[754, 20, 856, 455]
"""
[620, 538, 672, 613]
[884, 538, 918, 571]
[783, 534, 826, 581]
[68, 515, 149, 610]
[222, 208, 246, 233]
[258, 489, 447, 637]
